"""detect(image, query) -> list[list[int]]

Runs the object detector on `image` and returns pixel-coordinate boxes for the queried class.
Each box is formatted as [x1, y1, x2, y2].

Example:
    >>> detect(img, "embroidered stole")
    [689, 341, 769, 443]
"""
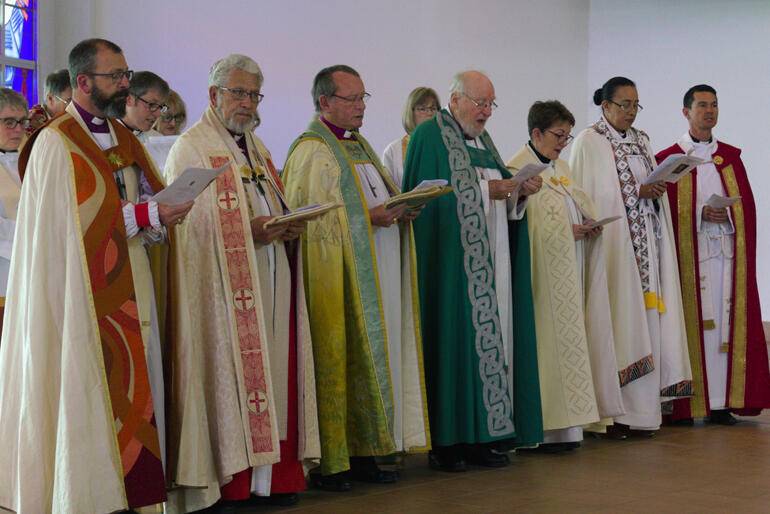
[435, 110, 515, 437]
[50, 114, 167, 508]
[593, 118, 655, 294]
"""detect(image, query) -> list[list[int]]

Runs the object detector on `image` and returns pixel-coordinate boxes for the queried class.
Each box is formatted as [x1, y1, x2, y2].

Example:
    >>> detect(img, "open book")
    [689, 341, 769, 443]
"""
[643, 148, 710, 185]
[383, 179, 453, 210]
[152, 161, 231, 205]
[263, 202, 342, 228]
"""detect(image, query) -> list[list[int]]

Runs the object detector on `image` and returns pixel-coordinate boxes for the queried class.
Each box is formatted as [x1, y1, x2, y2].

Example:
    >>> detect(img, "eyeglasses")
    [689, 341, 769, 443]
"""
[609, 100, 643, 112]
[85, 69, 134, 83]
[135, 95, 168, 113]
[546, 130, 574, 144]
[54, 95, 71, 105]
[0, 117, 30, 129]
[331, 92, 371, 105]
[415, 106, 438, 114]
[219, 87, 264, 103]
[462, 93, 498, 112]
[160, 112, 186, 123]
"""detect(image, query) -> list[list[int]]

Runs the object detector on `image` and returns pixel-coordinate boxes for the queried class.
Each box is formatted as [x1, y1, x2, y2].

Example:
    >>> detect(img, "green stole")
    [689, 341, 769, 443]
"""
[287, 119, 398, 467]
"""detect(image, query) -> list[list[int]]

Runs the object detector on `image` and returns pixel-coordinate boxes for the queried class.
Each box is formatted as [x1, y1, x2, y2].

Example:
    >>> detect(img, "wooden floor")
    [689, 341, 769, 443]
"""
[210, 410, 770, 514]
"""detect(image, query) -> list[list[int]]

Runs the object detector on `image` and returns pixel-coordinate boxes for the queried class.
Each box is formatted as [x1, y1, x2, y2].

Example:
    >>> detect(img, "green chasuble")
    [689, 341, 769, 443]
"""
[403, 109, 542, 448]
[282, 119, 429, 475]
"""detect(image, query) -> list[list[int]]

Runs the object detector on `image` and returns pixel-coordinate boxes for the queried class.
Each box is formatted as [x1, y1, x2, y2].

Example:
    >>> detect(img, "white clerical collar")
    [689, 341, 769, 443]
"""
[600, 113, 633, 142]
[232, 133, 243, 142]
[92, 115, 106, 125]
[680, 131, 718, 157]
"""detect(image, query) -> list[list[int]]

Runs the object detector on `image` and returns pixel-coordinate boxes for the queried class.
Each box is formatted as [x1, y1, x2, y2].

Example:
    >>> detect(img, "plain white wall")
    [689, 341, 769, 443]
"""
[37, 0, 767, 314]
[40, 0, 589, 167]
[586, 0, 770, 315]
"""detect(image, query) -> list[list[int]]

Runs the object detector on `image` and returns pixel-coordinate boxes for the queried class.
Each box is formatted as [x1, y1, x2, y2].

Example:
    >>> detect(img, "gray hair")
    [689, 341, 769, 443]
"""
[209, 54, 263, 89]
[44, 69, 71, 97]
[448, 72, 467, 96]
[0, 87, 29, 115]
[311, 64, 359, 113]
[68, 38, 123, 89]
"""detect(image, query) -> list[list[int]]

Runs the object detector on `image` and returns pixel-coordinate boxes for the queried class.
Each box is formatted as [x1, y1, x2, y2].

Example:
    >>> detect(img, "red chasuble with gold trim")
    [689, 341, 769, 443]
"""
[659, 141, 770, 420]
[19, 113, 168, 508]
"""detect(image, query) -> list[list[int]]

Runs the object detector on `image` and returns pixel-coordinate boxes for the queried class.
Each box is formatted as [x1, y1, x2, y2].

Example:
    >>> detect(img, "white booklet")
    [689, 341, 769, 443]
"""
[152, 161, 231, 205]
[146, 135, 178, 172]
[643, 149, 710, 185]
[706, 194, 741, 209]
[508, 162, 550, 185]
[588, 215, 623, 227]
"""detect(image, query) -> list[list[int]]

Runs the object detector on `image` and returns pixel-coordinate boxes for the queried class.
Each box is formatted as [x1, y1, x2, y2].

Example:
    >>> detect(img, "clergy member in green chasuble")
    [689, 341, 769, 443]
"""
[402, 70, 544, 471]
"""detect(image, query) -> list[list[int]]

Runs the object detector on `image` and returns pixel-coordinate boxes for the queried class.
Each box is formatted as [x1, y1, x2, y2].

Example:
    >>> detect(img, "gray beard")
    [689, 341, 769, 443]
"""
[215, 101, 258, 134]
[457, 116, 482, 139]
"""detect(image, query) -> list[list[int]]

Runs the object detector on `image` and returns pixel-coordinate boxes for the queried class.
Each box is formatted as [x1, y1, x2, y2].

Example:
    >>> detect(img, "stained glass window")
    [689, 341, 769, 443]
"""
[1, 0, 36, 106]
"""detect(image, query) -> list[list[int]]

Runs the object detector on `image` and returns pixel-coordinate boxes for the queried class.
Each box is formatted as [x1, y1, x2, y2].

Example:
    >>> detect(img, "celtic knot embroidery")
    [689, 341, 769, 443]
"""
[436, 111, 514, 437]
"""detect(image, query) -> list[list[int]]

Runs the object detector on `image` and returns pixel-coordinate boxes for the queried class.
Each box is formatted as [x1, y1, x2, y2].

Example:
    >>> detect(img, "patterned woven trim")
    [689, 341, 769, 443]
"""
[618, 353, 654, 387]
[661, 380, 695, 398]
[593, 118, 653, 293]
[436, 110, 514, 437]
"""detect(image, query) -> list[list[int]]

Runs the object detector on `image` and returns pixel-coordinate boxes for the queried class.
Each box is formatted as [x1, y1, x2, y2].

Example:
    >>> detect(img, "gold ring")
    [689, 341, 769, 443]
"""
[393, 218, 398, 224]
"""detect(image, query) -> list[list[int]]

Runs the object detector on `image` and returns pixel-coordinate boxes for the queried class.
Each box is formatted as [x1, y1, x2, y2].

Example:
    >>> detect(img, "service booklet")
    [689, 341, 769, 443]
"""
[383, 179, 453, 209]
[706, 194, 741, 209]
[263, 202, 342, 227]
[644, 149, 710, 185]
[152, 161, 231, 205]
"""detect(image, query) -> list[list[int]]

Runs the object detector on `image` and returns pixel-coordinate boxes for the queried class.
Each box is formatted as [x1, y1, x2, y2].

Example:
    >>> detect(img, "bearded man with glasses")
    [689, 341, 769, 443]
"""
[163, 54, 320, 510]
[282, 64, 430, 492]
[402, 70, 543, 472]
[0, 38, 192, 513]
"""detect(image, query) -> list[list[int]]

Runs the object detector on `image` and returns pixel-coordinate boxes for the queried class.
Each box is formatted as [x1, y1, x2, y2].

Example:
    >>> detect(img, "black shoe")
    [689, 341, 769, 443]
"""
[627, 428, 655, 438]
[564, 441, 581, 450]
[671, 417, 695, 426]
[249, 493, 299, 506]
[709, 409, 738, 425]
[428, 447, 466, 472]
[348, 456, 399, 483]
[309, 471, 352, 492]
[463, 444, 510, 467]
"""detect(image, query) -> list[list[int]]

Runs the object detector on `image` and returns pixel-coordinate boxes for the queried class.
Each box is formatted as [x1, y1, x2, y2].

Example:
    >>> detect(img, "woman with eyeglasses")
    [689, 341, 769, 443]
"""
[0, 88, 28, 340]
[569, 77, 692, 439]
[381, 87, 439, 189]
[506, 100, 624, 452]
[153, 89, 187, 135]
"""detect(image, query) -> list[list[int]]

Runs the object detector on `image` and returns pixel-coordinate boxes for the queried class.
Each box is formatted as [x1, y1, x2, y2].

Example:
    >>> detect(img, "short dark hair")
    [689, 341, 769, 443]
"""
[44, 69, 71, 97]
[312, 64, 360, 113]
[593, 76, 636, 106]
[68, 38, 123, 89]
[527, 100, 575, 137]
[683, 84, 717, 109]
[128, 71, 169, 100]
